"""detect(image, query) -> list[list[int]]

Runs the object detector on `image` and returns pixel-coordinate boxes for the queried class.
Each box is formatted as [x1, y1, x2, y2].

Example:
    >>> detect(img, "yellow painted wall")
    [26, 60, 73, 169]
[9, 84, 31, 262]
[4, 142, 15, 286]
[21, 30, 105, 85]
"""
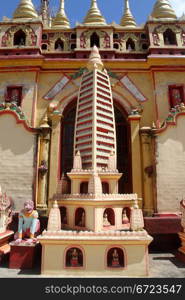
[0, 114, 36, 210]
[156, 116, 185, 212]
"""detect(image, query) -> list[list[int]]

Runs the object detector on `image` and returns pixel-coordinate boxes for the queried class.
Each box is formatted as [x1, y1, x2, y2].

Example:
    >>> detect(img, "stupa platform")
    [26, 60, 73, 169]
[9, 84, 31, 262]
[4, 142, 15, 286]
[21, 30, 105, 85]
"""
[38, 229, 152, 277]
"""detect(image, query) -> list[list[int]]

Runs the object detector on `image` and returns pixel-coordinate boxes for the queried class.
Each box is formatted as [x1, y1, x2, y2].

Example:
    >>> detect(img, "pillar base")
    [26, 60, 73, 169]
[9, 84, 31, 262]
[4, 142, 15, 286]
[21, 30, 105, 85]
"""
[37, 204, 48, 216]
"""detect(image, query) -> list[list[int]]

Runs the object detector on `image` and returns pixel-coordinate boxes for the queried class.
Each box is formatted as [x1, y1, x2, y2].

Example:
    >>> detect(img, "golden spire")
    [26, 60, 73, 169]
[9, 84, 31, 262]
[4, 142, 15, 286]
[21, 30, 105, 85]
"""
[13, 0, 38, 19]
[83, 0, 106, 25]
[120, 0, 136, 28]
[87, 45, 104, 71]
[52, 0, 70, 28]
[151, 0, 177, 19]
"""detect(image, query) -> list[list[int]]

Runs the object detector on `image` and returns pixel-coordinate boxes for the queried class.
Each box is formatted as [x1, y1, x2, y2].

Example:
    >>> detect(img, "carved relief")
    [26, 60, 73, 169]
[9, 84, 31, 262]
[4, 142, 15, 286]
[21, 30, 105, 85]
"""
[152, 32, 160, 46]
[155, 24, 182, 34]
[1, 25, 37, 47]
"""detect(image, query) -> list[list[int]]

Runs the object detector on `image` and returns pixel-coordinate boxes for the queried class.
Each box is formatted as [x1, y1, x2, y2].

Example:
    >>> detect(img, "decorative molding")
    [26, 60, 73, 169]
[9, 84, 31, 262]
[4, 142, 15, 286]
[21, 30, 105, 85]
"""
[43, 75, 70, 100]
[155, 24, 182, 34]
[120, 75, 147, 102]
[152, 109, 185, 135]
[48, 32, 70, 51]
[79, 30, 110, 49]
[1, 25, 37, 47]
[0, 102, 37, 133]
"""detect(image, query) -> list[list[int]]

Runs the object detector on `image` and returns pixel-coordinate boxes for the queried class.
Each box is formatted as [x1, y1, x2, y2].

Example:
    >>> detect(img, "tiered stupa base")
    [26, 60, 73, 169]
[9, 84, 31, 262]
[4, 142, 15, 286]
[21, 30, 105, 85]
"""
[39, 229, 152, 277]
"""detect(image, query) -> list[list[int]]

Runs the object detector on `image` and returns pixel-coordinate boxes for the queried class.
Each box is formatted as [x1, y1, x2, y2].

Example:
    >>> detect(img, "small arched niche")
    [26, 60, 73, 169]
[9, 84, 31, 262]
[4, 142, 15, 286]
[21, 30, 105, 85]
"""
[113, 43, 119, 50]
[65, 247, 83, 267]
[14, 30, 26, 46]
[55, 38, 64, 50]
[126, 38, 135, 50]
[103, 208, 115, 227]
[107, 247, 125, 268]
[60, 206, 67, 226]
[163, 28, 177, 45]
[41, 44, 48, 50]
[122, 207, 131, 225]
[42, 34, 48, 40]
[71, 33, 77, 39]
[80, 182, 88, 194]
[90, 32, 100, 48]
[102, 182, 109, 194]
[75, 207, 86, 227]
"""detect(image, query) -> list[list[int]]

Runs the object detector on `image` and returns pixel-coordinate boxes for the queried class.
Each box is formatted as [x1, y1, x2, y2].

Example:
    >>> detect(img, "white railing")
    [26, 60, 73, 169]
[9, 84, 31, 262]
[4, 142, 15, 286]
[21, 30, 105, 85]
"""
[54, 193, 138, 201]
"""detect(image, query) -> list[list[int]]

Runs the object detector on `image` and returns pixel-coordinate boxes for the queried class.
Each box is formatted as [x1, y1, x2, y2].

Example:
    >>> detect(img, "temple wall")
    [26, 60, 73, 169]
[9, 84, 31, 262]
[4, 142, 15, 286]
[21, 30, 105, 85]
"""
[127, 72, 155, 127]
[0, 114, 36, 211]
[156, 116, 185, 212]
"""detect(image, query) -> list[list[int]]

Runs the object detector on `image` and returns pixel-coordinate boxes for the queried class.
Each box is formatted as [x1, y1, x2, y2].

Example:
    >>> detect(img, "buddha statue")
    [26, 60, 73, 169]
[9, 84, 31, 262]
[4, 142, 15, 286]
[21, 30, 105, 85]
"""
[111, 249, 120, 267]
[70, 248, 79, 267]
[122, 210, 129, 224]
[78, 212, 85, 227]
[103, 212, 111, 227]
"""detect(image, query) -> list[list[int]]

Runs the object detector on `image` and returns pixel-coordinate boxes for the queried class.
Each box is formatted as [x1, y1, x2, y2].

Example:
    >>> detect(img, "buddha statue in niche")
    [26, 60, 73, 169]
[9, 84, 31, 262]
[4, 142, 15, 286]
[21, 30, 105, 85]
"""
[111, 249, 120, 267]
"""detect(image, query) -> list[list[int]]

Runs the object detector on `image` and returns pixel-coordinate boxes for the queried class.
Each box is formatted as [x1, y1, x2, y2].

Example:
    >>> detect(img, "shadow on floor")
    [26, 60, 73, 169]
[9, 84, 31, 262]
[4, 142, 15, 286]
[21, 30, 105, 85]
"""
[152, 251, 185, 268]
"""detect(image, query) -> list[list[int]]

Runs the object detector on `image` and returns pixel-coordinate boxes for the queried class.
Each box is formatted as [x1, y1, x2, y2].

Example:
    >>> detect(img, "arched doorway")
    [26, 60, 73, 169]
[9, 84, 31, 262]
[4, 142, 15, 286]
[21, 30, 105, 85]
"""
[60, 100, 76, 193]
[114, 103, 132, 193]
[90, 32, 100, 47]
[126, 38, 135, 50]
[107, 247, 125, 268]
[163, 28, 177, 45]
[14, 30, 26, 46]
[55, 38, 64, 50]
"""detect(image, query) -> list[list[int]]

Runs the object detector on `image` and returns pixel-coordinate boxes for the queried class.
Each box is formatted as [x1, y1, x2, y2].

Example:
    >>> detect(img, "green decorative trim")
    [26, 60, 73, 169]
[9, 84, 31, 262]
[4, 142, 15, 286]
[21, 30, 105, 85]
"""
[0, 102, 26, 120]
[107, 71, 119, 79]
[71, 68, 88, 80]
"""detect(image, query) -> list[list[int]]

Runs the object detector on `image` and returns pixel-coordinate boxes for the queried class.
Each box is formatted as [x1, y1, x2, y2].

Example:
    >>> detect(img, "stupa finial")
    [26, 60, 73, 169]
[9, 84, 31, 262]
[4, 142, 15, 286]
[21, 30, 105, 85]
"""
[52, 0, 70, 28]
[13, 0, 38, 19]
[87, 45, 104, 71]
[151, 0, 177, 20]
[83, 0, 106, 25]
[120, 0, 136, 28]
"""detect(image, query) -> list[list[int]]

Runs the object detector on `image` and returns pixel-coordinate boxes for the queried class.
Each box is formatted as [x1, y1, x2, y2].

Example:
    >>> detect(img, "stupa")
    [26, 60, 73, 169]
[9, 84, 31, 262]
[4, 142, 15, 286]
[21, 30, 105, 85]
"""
[38, 46, 152, 277]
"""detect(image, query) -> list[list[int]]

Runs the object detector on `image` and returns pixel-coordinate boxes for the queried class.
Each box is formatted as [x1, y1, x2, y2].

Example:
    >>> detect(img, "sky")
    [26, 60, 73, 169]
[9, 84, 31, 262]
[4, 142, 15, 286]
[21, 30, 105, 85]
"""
[0, 0, 185, 27]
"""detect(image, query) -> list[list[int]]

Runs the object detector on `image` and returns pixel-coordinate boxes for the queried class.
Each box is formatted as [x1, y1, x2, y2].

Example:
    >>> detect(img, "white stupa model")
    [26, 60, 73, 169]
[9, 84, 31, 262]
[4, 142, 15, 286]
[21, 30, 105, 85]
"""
[38, 46, 152, 277]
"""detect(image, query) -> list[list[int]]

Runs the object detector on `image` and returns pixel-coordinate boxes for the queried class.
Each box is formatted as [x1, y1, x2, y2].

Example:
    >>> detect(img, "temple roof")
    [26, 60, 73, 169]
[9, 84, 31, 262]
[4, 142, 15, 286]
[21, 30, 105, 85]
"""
[120, 0, 137, 28]
[13, 0, 38, 19]
[83, 0, 106, 26]
[151, 0, 177, 20]
[52, 0, 70, 28]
